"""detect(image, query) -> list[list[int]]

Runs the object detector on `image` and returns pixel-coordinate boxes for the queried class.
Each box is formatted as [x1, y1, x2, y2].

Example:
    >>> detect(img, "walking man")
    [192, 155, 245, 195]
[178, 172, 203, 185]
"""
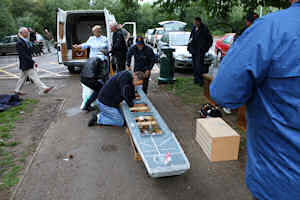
[210, 1, 300, 199]
[126, 36, 155, 94]
[188, 17, 213, 86]
[88, 71, 145, 127]
[15, 27, 53, 95]
[110, 23, 128, 72]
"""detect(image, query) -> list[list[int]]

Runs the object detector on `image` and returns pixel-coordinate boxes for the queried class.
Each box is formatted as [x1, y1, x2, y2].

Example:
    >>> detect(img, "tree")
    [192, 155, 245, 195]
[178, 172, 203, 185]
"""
[0, 0, 17, 38]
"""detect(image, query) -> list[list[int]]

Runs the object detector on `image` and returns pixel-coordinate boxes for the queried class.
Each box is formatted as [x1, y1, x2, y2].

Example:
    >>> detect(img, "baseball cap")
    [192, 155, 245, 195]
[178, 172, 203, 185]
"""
[136, 36, 145, 45]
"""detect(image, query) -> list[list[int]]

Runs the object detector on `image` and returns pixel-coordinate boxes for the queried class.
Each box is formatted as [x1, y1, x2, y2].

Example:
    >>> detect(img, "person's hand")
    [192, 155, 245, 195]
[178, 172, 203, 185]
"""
[145, 70, 150, 78]
[34, 63, 38, 68]
[127, 66, 132, 71]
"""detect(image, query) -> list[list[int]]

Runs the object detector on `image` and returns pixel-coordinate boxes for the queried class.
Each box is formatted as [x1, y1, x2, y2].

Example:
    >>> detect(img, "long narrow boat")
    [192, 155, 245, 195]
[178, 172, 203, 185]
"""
[120, 87, 190, 178]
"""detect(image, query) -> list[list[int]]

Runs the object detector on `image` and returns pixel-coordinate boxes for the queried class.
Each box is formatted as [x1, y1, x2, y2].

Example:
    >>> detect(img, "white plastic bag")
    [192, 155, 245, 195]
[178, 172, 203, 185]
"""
[80, 84, 95, 109]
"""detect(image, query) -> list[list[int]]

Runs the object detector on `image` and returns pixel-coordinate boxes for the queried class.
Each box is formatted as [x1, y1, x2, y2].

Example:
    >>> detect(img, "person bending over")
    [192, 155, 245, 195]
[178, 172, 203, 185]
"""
[80, 56, 108, 112]
[88, 71, 145, 127]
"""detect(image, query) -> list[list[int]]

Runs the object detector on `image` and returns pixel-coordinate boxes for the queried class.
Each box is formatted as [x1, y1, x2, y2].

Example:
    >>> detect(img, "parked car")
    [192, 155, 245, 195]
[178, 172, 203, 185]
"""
[158, 21, 187, 32]
[56, 8, 136, 73]
[145, 29, 154, 44]
[151, 28, 165, 48]
[215, 33, 235, 64]
[157, 32, 215, 71]
[0, 35, 18, 56]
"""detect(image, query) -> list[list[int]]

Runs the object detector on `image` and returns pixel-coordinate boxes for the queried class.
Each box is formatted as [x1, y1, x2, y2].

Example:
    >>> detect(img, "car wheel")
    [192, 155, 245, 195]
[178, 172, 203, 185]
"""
[67, 66, 77, 74]
[216, 51, 222, 67]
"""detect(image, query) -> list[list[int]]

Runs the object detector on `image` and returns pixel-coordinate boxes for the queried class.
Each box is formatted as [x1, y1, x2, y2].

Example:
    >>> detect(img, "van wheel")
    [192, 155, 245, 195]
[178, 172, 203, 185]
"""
[67, 66, 76, 74]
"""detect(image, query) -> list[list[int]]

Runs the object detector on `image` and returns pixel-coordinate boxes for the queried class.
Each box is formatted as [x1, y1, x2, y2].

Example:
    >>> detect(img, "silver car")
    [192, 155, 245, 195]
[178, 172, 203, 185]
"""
[0, 35, 18, 56]
[158, 32, 215, 70]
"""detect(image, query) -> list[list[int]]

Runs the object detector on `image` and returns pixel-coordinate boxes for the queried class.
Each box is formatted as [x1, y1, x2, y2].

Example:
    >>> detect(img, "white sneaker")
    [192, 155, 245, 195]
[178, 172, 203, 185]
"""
[223, 108, 232, 114]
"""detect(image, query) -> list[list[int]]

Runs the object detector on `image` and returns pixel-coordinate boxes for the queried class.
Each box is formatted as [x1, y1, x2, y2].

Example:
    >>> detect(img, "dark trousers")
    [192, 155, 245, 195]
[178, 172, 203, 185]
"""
[143, 74, 150, 94]
[192, 53, 205, 84]
[116, 55, 127, 72]
[80, 77, 104, 108]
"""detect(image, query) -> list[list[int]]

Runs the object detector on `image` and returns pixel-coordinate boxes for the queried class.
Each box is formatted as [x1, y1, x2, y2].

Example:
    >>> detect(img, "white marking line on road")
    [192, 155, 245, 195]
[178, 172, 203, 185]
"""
[0, 62, 18, 70]
[0, 69, 19, 78]
[38, 67, 65, 77]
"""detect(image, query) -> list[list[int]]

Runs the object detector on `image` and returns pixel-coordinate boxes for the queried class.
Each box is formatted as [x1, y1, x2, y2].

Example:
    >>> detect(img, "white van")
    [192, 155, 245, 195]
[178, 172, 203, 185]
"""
[56, 8, 136, 73]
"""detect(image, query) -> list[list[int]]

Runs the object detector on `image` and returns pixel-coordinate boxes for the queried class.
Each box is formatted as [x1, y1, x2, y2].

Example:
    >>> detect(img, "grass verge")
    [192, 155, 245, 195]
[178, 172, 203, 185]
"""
[0, 99, 38, 190]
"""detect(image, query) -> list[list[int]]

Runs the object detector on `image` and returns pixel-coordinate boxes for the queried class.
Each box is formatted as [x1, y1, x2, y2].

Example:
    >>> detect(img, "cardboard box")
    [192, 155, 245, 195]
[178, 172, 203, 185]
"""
[196, 118, 240, 162]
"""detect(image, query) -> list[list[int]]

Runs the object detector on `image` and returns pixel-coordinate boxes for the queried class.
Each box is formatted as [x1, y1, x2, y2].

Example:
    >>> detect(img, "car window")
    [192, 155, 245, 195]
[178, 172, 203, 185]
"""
[157, 30, 164, 35]
[164, 23, 186, 32]
[170, 33, 190, 46]
[1, 37, 10, 43]
[224, 35, 234, 44]
[12, 37, 18, 42]
[161, 34, 169, 43]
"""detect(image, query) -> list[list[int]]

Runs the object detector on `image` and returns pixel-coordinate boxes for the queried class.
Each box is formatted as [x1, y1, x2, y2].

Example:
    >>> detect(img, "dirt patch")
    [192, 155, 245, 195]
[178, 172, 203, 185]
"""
[150, 74, 247, 170]
[0, 98, 63, 200]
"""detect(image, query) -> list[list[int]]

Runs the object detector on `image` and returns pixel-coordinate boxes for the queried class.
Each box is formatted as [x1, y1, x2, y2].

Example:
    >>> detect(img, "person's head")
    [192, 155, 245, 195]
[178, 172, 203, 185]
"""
[136, 36, 145, 51]
[18, 27, 29, 39]
[194, 17, 202, 28]
[92, 25, 102, 37]
[133, 71, 145, 86]
[110, 23, 118, 32]
[246, 12, 259, 27]
[44, 28, 49, 33]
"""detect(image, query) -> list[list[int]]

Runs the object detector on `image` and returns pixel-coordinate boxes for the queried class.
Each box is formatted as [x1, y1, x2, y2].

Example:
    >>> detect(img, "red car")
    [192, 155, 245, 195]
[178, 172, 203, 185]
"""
[215, 33, 236, 63]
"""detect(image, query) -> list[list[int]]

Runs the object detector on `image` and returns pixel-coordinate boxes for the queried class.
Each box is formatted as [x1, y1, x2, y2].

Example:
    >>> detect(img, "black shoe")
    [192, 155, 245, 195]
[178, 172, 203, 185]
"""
[82, 105, 96, 113]
[199, 82, 204, 87]
[88, 114, 98, 127]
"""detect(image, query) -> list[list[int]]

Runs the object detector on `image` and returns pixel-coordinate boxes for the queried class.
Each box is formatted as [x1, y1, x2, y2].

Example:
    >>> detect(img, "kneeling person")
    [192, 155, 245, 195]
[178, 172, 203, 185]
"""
[81, 57, 108, 112]
[88, 71, 145, 127]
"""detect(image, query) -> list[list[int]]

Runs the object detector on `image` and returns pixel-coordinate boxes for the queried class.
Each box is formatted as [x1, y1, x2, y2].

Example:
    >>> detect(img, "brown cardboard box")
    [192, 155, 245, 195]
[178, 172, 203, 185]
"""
[196, 118, 240, 162]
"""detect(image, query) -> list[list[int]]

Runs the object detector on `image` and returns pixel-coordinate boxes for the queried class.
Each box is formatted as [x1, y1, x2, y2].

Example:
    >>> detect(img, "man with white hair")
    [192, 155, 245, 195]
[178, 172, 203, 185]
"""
[210, 1, 300, 199]
[15, 27, 53, 95]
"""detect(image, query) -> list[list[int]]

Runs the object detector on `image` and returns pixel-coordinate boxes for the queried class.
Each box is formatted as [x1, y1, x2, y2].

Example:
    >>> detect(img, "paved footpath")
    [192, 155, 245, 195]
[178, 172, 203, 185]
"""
[1, 57, 252, 200]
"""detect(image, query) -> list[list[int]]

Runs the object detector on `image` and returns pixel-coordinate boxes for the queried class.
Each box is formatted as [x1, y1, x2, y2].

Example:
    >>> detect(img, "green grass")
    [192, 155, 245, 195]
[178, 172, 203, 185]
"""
[0, 99, 38, 190]
[164, 77, 208, 106]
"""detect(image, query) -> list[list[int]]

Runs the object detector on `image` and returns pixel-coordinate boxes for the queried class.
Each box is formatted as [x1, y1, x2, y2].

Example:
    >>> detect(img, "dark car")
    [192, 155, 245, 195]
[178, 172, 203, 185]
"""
[0, 35, 18, 56]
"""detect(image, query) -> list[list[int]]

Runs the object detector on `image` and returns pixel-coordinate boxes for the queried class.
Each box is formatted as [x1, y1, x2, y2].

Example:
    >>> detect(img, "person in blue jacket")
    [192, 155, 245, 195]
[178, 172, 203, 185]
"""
[210, 1, 300, 199]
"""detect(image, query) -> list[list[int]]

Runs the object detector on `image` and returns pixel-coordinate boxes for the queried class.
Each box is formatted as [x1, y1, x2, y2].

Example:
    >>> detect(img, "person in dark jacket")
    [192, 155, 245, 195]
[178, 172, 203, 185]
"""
[14, 27, 53, 95]
[110, 23, 128, 72]
[80, 57, 108, 112]
[234, 12, 259, 42]
[88, 71, 145, 127]
[188, 17, 213, 86]
[126, 36, 155, 94]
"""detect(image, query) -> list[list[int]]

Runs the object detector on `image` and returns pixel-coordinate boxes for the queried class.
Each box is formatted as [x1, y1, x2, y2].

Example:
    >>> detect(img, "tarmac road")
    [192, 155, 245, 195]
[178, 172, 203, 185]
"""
[0, 52, 252, 200]
[0, 52, 70, 80]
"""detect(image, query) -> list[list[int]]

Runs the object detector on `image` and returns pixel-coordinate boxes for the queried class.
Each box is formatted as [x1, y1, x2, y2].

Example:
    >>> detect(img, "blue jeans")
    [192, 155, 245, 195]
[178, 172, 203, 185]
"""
[96, 100, 124, 127]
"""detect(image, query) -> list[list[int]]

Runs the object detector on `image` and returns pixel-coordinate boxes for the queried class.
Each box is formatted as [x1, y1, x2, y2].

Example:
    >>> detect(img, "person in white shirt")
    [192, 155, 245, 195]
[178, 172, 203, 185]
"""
[73, 25, 108, 61]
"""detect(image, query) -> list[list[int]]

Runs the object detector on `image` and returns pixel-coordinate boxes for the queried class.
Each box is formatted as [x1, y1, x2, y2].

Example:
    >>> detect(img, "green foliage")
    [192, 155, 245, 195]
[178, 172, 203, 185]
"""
[0, 0, 17, 38]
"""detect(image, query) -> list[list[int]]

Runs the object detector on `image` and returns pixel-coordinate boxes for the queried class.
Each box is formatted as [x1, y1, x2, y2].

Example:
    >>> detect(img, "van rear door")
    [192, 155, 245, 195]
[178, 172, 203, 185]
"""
[56, 8, 67, 64]
[122, 22, 137, 47]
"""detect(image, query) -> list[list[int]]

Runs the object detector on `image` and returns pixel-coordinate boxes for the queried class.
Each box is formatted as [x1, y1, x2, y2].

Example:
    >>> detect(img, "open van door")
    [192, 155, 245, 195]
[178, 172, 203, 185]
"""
[122, 22, 137, 47]
[56, 8, 67, 64]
